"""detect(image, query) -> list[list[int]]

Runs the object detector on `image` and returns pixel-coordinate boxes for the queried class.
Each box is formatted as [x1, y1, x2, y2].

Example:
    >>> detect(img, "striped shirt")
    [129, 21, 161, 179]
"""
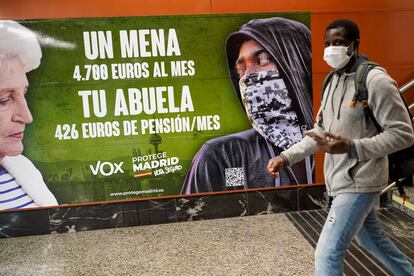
[0, 166, 39, 210]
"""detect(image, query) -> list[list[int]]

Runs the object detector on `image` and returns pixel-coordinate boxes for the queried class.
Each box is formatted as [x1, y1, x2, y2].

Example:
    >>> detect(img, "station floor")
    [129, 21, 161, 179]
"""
[1, 206, 413, 275]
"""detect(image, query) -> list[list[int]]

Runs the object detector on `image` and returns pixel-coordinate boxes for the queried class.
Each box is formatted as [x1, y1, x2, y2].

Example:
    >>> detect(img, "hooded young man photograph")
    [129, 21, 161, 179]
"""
[181, 17, 314, 194]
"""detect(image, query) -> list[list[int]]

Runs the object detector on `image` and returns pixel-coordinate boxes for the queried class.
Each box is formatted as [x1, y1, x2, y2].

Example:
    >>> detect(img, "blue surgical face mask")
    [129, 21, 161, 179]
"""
[239, 69, 303, 149]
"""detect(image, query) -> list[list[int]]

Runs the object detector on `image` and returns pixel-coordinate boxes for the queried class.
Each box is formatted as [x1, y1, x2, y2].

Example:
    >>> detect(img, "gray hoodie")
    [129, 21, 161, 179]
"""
[280, 64, 414, 196]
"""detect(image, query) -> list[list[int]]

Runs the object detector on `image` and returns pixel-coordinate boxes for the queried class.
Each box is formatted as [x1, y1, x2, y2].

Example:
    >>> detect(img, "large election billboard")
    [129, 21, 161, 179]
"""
[0, 12, 313, 208]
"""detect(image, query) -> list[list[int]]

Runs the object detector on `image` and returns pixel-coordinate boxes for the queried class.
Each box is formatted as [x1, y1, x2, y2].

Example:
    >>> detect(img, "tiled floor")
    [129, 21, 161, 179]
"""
[0, 213, 315, 275]
[0, 207, 412, 276]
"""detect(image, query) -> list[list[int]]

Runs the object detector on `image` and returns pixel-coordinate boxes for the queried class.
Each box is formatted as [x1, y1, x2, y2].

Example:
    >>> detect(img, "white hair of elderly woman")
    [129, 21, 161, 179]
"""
[0, 20, 42, 73]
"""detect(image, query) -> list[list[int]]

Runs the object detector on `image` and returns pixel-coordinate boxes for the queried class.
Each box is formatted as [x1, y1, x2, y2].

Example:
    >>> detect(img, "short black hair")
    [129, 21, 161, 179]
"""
[326, 19, 360, 43]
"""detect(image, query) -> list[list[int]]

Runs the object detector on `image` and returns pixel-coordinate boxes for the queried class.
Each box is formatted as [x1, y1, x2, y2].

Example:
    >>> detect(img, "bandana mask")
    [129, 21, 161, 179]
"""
[239, 70, 303, 150]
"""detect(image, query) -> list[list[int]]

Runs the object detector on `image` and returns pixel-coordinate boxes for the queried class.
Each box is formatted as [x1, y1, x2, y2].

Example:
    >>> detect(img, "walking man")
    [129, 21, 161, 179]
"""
[267, 19, 414, 275]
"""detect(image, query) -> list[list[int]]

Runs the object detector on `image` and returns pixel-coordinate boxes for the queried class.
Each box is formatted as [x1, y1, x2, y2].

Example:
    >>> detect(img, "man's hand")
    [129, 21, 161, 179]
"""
[313, 131, 350, 154]
[267, 156, 285, 178]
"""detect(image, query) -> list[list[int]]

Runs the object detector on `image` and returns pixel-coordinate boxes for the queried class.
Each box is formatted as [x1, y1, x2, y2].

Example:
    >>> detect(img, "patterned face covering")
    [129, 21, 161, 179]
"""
[239, 69, 303, 150]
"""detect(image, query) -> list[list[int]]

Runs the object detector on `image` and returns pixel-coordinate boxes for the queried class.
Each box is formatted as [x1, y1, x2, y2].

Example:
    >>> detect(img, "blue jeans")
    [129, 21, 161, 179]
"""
[315, 192, 414, 276]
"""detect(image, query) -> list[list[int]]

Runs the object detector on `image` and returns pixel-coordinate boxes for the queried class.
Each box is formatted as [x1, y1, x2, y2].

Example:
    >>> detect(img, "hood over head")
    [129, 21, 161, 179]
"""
[226, 17, 313, 130]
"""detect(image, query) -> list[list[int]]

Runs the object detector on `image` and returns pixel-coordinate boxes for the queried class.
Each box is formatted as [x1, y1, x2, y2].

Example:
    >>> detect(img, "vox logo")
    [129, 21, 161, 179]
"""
[90, 161, 124, 176]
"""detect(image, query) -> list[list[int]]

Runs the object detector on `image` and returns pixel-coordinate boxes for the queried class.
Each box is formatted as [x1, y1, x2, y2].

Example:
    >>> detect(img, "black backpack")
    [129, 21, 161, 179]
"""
[321, 61, 414, 183]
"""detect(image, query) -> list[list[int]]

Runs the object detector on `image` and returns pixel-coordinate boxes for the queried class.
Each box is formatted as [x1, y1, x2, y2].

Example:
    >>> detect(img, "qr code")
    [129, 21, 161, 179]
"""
[225, 167, 246, 187]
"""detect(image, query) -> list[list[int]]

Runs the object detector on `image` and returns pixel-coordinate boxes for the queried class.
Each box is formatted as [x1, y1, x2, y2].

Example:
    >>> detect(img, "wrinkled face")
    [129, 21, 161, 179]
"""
[0, 55, 33, 159]
[235, 39, 277, 79]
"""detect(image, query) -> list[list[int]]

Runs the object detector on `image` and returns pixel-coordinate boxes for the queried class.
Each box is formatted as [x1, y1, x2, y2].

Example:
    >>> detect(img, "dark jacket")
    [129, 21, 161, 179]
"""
[181, 129, 310, 193]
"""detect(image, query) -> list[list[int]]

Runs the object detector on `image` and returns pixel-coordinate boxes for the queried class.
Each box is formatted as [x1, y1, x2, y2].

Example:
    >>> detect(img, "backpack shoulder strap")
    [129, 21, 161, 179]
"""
[320, 70, 335, 100]
[352, 61, 379, 106]
[317, 71, 336, 128]
[353, 61, 382, 131]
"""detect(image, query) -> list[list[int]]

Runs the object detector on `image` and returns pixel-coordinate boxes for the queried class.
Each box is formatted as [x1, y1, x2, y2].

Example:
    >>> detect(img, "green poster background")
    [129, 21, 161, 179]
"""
[21, 12, 310, 204]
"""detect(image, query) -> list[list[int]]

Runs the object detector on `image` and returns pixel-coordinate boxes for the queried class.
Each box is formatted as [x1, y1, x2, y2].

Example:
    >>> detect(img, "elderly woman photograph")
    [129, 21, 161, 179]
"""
[0, 20, 57, 210]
